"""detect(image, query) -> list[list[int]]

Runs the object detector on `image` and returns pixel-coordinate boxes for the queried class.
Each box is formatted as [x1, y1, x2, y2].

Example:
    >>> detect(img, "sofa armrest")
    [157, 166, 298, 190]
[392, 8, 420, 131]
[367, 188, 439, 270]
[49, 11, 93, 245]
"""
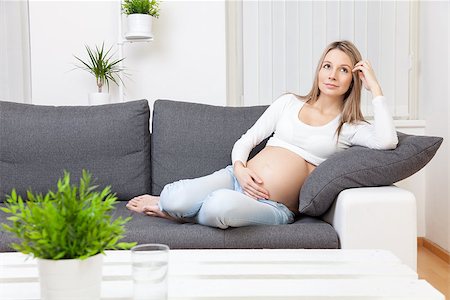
[321, 186, 417, 270]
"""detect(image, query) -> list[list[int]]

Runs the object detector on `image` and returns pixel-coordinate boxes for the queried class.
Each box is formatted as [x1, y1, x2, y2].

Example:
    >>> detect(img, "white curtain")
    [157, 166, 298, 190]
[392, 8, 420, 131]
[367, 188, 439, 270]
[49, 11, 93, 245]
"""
[0, 0, 31, 103]
[240, 0, 417, 120]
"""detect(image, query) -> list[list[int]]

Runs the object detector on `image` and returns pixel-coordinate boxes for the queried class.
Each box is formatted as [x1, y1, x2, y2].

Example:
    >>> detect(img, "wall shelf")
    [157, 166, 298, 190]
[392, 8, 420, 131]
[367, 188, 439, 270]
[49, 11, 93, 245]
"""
[117, 0, 153, 102]
[118, 38, 153, 45]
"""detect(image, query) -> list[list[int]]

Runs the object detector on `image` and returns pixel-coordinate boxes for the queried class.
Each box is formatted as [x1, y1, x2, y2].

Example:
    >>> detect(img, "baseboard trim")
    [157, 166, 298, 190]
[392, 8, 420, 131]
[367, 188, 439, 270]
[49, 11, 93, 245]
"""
[418, 237, 450, 264]
[417, 237, 424, 247]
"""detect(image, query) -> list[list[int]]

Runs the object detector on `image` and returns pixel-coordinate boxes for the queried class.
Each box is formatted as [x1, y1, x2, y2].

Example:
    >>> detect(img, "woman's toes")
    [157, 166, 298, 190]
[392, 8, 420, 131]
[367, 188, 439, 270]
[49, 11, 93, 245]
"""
[144, 210, 156, 216]
[126, 205, 136, 212]
[143, 205, 155, 212]
[126, 200, 144, 212]
[143, 205, 163, 216]
[126, 196, 159, 214]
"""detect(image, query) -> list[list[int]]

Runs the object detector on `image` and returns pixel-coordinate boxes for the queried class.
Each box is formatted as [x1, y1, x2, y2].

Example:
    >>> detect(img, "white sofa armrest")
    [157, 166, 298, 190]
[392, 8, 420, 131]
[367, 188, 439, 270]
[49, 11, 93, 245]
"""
[321, 186, 417, 270]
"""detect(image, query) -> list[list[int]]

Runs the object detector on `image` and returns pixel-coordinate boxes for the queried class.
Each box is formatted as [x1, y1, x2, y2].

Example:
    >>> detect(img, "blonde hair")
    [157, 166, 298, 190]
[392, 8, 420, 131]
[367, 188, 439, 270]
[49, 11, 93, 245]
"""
[293, 40, 367, 138]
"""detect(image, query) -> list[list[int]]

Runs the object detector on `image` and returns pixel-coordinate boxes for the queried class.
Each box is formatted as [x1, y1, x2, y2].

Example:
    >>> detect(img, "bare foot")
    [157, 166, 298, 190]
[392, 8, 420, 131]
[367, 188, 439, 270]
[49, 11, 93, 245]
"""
[142, 205, 178, 222]
[126, 195, 160, 213]
[126, 195, 178, 222]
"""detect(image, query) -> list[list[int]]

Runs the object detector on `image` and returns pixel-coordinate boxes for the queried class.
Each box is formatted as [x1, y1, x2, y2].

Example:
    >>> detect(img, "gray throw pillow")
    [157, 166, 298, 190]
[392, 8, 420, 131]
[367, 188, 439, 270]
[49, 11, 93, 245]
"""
[0, 100, 151, 201]
[299, 132, 443, 216]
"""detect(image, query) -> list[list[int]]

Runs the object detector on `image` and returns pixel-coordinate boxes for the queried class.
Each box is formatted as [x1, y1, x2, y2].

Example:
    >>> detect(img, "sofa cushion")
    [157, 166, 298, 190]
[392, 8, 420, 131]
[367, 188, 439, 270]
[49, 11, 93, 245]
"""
[151, 99, 268, 195]
[223, 216, 339, 249]
[299, 132, 443, 216]
[0, 100, 151, 202]
[112, 202, 339, 250]
[0, 201, 339, 251]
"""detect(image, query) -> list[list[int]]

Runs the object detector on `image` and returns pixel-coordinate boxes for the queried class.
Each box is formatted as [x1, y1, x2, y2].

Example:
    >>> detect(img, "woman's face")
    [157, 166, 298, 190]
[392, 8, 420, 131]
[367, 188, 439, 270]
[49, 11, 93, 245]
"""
[318, 49, 354, 99]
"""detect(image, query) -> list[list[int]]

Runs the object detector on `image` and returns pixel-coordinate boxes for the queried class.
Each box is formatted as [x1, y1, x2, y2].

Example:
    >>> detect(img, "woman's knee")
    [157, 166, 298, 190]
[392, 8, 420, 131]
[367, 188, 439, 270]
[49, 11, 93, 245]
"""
[197, 189, 239, 229]
[159, 180, 195, 214]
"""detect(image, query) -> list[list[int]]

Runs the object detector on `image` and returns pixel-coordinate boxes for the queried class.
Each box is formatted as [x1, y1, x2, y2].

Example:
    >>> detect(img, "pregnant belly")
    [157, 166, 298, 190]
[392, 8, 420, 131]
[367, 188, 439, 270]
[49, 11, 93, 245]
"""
[246, 146, 315, 213]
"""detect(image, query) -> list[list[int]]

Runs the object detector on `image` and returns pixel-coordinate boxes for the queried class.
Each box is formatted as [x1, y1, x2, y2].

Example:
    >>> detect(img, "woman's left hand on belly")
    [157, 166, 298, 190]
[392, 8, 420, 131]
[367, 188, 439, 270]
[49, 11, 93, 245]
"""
[233, 162, 270, 200]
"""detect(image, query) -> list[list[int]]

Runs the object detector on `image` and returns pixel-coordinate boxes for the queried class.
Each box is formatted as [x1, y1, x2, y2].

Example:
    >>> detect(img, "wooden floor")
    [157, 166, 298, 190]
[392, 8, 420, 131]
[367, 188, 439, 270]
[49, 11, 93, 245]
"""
[417, 244, 450, 299]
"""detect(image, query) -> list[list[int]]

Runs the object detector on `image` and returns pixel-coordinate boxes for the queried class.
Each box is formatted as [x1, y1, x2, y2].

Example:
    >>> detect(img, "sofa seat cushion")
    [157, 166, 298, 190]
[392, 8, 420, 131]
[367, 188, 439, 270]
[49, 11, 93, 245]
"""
[0, 201, 338, 251]
[0, 100, 151, 201]
[223, 216, 339, 249]
[114, 202, 339, 249]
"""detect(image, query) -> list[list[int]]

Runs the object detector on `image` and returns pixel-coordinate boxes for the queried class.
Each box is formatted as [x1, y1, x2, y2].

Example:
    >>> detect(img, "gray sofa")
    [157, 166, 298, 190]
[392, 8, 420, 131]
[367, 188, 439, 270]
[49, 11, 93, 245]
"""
[1, 99, 433, 270]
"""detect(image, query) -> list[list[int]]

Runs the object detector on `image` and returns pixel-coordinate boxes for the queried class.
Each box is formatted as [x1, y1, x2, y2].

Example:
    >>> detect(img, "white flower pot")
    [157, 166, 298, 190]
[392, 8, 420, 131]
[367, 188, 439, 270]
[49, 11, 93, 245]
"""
[126, 14, 153, 40]
[88, 92, 110, 105]
[37, 254, 103, 300]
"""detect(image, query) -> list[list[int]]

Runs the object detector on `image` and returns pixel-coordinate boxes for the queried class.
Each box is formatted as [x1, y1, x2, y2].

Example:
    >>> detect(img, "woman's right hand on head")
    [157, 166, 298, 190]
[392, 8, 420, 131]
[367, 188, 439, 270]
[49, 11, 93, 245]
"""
[352, 60, 383, 97]
[233, 161, 270, 200]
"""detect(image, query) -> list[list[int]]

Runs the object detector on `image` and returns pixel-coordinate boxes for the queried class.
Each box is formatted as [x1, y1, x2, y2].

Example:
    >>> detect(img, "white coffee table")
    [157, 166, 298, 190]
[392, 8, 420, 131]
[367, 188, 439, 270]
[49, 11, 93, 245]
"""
[0, 249, 444, 299]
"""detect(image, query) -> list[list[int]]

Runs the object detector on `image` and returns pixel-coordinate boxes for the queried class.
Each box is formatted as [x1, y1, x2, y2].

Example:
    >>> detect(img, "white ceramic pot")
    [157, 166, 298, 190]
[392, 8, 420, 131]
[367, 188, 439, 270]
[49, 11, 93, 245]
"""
[37, 254, 103, 300]
[88, 92, 110, 105]
[126, 14, 153, 40]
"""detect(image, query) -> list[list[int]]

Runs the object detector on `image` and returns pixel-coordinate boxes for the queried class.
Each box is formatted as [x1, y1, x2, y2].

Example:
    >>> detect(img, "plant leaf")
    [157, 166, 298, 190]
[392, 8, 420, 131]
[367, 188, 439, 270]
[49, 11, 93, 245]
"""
[0, 170, 136, 259]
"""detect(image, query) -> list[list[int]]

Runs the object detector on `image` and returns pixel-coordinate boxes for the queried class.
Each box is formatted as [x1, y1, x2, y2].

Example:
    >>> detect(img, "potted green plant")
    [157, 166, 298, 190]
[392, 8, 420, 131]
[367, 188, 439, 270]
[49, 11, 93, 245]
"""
[1, 170, 136, 300]
[74, 43, 124, 105]
[122, 0, 161, 40]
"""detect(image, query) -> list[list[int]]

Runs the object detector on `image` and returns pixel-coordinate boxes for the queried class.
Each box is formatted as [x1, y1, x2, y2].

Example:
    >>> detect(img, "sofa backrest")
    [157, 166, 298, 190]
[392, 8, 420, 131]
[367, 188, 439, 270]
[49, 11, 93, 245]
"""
[151, 99, 268, 195]
[0, 100, 151, 201]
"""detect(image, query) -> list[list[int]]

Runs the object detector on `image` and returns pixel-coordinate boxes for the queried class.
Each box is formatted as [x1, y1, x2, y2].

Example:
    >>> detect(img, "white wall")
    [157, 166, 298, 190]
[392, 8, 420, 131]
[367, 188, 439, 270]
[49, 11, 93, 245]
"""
[29, 0, 226, 107]
[419, 1, 449, 252]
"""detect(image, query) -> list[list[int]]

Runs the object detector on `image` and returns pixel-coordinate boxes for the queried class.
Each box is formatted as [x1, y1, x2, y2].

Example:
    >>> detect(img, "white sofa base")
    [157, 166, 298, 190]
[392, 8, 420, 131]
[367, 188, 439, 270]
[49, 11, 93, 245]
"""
[322, 186, 417, 270]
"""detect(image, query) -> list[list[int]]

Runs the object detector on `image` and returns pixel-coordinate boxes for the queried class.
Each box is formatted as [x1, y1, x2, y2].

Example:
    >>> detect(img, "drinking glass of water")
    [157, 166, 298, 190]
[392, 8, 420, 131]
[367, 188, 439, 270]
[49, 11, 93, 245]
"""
[131, 244, 170, 300]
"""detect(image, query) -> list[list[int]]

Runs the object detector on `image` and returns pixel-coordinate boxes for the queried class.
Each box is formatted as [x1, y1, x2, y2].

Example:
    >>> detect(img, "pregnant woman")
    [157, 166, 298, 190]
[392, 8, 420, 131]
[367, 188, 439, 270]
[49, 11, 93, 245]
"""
[126, 40, 398, 229]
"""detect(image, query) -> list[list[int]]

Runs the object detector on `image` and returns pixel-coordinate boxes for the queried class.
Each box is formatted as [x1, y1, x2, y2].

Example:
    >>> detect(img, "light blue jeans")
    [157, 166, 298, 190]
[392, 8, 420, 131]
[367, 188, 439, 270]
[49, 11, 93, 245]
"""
[159, 166, 295, 229]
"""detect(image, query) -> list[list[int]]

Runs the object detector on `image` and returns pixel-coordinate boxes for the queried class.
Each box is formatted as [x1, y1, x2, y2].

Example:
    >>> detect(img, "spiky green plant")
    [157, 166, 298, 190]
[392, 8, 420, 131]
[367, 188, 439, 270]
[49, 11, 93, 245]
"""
[122, 0, 161, 18]
[74, 43, 124, 93]
[1, 170, 136, 260]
